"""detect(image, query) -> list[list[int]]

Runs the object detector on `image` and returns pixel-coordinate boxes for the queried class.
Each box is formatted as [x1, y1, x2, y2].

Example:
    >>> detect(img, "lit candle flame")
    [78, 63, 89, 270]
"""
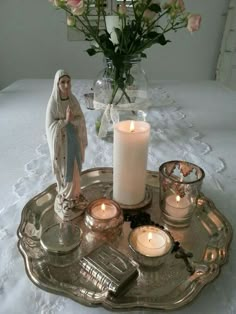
[148, 232, 152, 242]
[176, 195, 181, 203]
[101, 203, 106, 211]
[129, 120, 135, 132]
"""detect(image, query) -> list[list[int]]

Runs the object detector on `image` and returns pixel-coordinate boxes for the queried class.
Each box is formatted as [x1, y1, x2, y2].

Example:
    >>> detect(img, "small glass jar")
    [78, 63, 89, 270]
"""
[40, 222, 82, 267]
[159, 160, 205, 228]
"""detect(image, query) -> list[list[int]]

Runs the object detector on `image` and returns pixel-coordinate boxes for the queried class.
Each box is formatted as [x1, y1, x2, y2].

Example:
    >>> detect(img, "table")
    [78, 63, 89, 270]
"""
[0, 79, 236, 314]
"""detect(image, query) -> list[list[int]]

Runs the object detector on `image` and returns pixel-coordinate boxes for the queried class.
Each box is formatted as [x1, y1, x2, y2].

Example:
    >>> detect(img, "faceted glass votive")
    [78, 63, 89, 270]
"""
[85, 198, 123, 232]
[128, 225, 174, 268]
[159, 160, 205, 228]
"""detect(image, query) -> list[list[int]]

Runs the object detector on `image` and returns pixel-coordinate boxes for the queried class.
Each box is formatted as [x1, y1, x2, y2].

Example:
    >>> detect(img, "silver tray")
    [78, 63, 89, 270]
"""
[17, 167, 233, 310]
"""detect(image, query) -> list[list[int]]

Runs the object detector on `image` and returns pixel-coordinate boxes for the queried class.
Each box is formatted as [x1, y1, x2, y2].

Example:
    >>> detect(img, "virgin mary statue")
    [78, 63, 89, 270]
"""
[46, 69, 88, 221]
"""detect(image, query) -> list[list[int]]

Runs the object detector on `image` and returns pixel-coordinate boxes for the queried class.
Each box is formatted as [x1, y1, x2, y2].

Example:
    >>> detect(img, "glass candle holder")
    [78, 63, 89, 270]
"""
[85, 198, 123, 232]
[128, 225, 174, 268]
[159, 160, 205, 228]
[40, 222, 82, 267]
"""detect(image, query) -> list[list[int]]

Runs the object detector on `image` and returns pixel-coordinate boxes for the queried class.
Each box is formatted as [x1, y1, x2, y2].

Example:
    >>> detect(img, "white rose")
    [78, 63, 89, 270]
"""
[67, 15, 76, 27]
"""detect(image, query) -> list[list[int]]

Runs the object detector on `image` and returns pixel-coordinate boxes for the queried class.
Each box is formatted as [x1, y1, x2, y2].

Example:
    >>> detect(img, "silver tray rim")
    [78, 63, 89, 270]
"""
[17, 167, 233, 311]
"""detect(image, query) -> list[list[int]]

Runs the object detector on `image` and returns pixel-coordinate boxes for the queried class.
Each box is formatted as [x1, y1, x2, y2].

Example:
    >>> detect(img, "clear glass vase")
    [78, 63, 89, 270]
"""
[93, 55, 150, 139]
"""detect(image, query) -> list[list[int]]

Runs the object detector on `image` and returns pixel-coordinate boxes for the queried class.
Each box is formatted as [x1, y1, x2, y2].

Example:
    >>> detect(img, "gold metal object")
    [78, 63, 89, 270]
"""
[17, 167, 233, 310]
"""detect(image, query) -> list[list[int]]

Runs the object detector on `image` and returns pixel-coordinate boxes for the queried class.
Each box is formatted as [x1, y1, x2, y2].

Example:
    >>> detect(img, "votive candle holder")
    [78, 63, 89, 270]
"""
[128, 225, 174, 268]
[85, 198, 123, 232]
[159, 160, 205, 228]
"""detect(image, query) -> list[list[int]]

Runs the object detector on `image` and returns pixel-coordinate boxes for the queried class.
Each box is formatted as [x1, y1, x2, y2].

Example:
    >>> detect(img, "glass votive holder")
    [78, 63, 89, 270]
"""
[40, 222, 82, 267]
[159, 160, 205, 228]
[128, 225, 174, 268]
[85, 198, 124, 232]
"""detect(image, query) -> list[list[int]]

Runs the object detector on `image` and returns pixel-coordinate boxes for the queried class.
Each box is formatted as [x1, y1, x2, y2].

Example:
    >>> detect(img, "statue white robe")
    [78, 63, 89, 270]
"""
[46, 70, 87, 215]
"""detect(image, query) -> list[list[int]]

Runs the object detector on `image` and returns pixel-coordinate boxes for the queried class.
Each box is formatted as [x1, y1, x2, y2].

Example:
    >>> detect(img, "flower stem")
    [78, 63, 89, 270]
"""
[109, 83, 119, 104]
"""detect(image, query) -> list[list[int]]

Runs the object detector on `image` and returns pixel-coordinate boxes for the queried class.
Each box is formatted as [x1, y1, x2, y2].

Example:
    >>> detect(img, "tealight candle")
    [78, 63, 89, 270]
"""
[136, 230, 170, 256]
[165, 195, 191, 218]
[85, 198, 123, 232]
[91, 202, 118, 220]
[128, 226, 174, 267]
[113, 120, 150, 205]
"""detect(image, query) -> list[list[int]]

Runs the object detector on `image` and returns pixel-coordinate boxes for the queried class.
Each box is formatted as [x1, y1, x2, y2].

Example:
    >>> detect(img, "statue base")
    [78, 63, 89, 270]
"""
[54, 194, 88, 221]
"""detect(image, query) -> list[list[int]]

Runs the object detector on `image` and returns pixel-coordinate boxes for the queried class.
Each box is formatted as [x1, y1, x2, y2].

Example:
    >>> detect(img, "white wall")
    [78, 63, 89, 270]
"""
[216, 0, 236, 90]
[0, 0, 229, 89]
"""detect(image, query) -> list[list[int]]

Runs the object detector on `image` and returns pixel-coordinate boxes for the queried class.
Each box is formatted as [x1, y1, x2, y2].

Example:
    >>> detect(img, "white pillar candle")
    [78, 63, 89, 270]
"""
[91, 202, 118, 220]
[113, 120, 150, 205]
[165, 195, 190, 218]
[105, 16, 121, 45]
[136, 229, 171, 256]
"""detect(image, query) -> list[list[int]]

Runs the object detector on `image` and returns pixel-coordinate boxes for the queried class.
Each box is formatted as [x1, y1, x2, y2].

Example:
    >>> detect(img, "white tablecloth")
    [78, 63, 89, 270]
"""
[0, 79, 236, 314]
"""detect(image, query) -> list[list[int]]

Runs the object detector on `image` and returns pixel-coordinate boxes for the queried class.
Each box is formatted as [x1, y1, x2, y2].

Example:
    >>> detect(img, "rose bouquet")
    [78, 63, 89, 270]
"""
[49, 0, 201, 136]
[50, 0, 201, 58]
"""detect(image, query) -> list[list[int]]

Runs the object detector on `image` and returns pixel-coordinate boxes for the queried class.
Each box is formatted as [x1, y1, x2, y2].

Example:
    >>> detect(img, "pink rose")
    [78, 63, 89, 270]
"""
[187, 14, 201, 32]
[67, 15, 76, 26]
[165, 0, 177, 6]
[143, 9, 156, 21]
[49, 0, 62, 7]
[118, 2, 127, 15]
[176, 0, 185, 11]
[67, 0, 81, 6]
[163, 0, 185, 11]
[143, 0, 159, 21]
[67, 0, 85, 15]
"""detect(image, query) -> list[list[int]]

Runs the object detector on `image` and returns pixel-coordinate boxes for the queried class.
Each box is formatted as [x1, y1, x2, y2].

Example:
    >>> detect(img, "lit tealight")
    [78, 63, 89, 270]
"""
[85, 198, 124, 232]
[165, 194, 191, 218]
[176, 195, 181, 203]
[91, 200, 118, 220]
[148, 232, 152, 242]
[133, 226, 172, 257]
[129, 121, 135, 132]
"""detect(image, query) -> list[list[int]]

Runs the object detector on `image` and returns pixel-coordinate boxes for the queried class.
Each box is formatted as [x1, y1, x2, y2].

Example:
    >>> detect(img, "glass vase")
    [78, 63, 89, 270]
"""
[93, 55, 150, 139]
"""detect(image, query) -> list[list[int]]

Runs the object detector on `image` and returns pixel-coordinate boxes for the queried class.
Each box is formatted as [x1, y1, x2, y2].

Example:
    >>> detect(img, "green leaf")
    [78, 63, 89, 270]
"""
[144, 31, 159, 39]
[148, 3, 161, 13]
[155, 34, 170, 45]
[99, 33, 115, 53]
[140, 52, 147, 58]
[86, 48, 97, 56]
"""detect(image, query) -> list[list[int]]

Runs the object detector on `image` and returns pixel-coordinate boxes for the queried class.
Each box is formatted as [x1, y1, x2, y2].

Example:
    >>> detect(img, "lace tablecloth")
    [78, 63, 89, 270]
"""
[0, 80, 235, 314]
